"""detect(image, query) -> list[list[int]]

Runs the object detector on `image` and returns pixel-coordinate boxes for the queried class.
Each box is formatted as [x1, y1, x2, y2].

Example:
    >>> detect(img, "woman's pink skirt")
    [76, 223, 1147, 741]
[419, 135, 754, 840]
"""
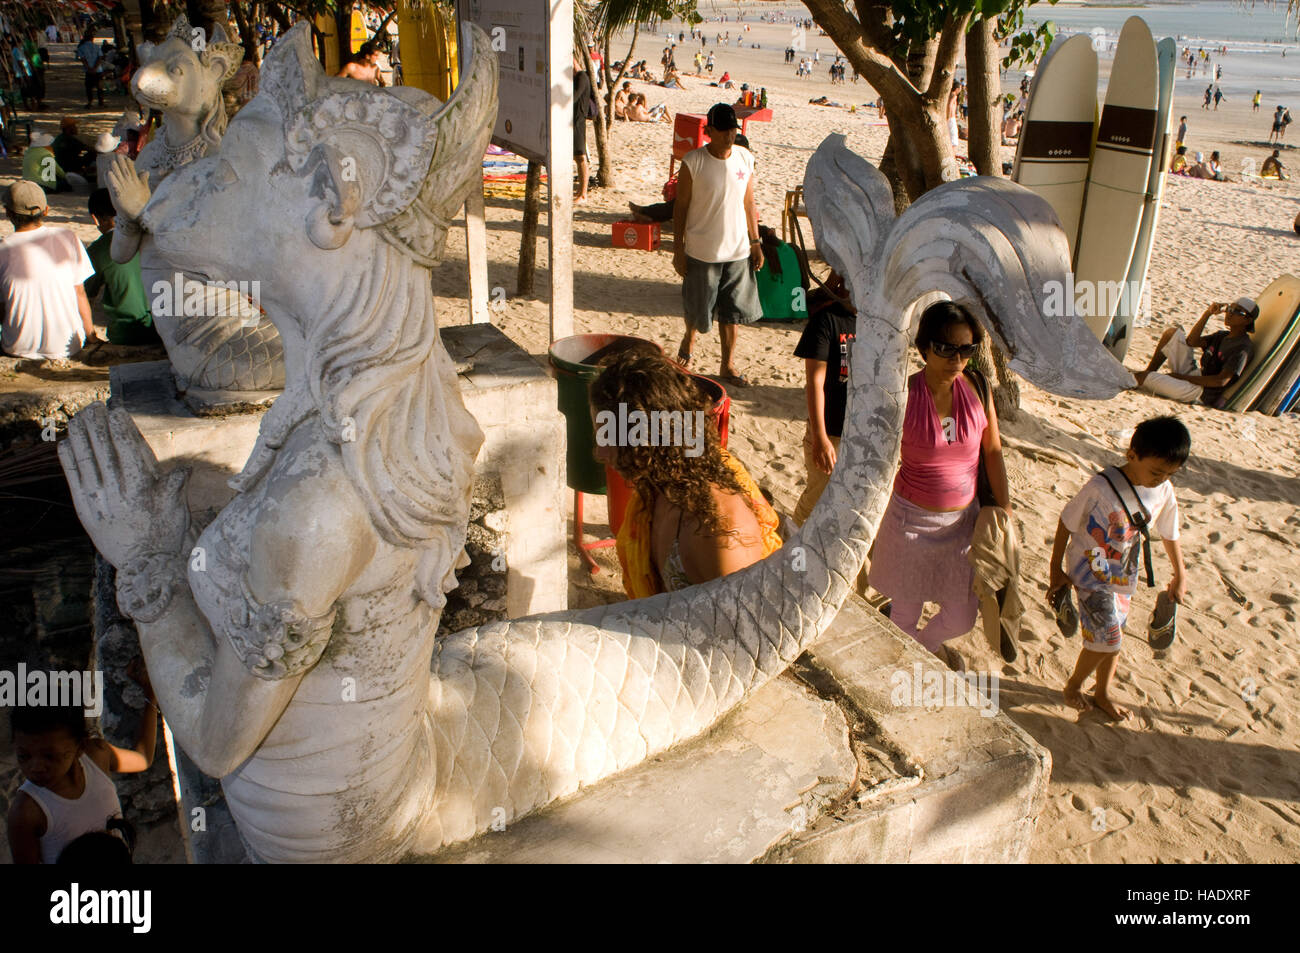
[868, 492, 978, 609]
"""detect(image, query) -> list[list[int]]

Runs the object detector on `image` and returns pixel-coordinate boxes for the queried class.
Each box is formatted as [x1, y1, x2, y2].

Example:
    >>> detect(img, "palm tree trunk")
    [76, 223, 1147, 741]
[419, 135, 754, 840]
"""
[580, 42, 614, 188]
[231, 1, 259, 66]
[604, 22, 638, 125]
[966, 17, 1001, 177]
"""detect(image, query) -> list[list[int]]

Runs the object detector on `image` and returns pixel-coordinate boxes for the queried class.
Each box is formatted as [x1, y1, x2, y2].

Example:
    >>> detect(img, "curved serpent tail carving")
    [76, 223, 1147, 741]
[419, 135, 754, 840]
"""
[415, 137, 1135, 851]
[63, 24, 1134, 863]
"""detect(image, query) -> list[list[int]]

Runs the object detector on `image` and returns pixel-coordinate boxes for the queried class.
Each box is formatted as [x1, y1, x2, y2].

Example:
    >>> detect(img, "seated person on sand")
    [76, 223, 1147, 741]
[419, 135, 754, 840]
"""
[1187, 150, 1227, 181]
[626, 93, 669, 123]
[0, 181, 99, 361]
[1133, 298, 1258, 407]
[716, 71, 735, 89]
[1001, 109, 1023, 145]
[53, 117, 96, 179]
[1261, 149, 1288, 180]
[613, 81, 632, 119]
[1169, 145, 1189, 174]
[22, 132, 87, 194]
[590, 351, 782, 598]
[661, 66, 685, 89]
[84, 188, 160, 347]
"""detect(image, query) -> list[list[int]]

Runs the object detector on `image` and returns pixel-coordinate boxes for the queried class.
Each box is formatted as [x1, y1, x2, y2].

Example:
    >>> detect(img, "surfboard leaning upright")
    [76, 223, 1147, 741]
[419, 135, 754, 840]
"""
[1105, 36, 1177, 361]
[1012, 35, 1099, 261]
[1073, 16, 1160, 342]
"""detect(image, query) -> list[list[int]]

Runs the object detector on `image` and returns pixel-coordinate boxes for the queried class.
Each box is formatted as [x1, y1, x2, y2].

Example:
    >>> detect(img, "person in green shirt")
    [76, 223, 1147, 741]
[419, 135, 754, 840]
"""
[22, 132, 72, 193]
[84, 189, 159, 346]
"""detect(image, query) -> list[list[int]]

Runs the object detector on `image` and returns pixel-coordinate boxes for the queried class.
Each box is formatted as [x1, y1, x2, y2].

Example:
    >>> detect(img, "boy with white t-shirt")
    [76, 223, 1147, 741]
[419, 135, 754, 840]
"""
[1048, 416, 1189, 721]
[0, 180, 98, 360]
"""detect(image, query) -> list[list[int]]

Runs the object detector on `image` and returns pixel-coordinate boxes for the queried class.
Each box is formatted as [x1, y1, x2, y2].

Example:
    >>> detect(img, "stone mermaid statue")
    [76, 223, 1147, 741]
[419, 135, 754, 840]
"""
[108, 14, 284, 394]
[60, 23, 1132, 862]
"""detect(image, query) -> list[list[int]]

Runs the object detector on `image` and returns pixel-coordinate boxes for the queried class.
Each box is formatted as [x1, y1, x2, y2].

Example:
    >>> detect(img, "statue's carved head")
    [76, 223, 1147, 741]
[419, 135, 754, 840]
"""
[132, 16, 243, 147]
[144, 20, 498, 301]
[143, 23, 497, 602]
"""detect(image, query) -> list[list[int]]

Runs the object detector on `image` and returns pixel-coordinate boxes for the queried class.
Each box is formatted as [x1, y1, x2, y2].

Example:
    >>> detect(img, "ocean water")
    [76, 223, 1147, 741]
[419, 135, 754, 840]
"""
[1023, 1, 1300, 105]
[1026, 0, 1298, 47]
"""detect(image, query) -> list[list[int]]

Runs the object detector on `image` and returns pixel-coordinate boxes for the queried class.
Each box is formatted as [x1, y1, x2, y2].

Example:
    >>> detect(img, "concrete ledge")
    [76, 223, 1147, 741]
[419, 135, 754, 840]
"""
[767, 598, 1051, 863]
[418, 596, 1051, 864]
[442, 324, 568, 618]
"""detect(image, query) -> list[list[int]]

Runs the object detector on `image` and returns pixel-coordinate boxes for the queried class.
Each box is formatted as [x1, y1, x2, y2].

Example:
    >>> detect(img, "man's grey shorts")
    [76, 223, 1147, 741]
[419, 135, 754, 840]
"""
[683, 255, 762, 333]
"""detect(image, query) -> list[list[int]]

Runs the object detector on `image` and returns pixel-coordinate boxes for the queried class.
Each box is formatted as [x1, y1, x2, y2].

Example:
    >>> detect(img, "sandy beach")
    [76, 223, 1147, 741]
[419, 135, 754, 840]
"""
[2, 3, 1299, 864]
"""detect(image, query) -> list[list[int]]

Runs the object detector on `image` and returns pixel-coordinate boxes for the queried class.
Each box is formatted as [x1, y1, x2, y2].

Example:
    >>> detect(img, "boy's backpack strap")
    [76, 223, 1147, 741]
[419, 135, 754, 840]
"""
[1099, 466, 1155, 588]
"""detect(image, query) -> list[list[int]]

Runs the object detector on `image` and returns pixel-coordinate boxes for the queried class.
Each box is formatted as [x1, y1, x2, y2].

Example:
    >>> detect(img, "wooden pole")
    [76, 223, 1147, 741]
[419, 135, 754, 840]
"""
[547, 0, 575, 341]
[517, 160, 542, 296]
[466, 181, 490, 324]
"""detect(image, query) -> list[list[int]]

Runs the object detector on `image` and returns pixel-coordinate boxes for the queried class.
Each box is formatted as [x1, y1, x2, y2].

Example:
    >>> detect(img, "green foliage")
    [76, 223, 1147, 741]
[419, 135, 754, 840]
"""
[1000, 18, 1055, 70]
[859, 0, 1055, 64]
[591, 0, 700, 38]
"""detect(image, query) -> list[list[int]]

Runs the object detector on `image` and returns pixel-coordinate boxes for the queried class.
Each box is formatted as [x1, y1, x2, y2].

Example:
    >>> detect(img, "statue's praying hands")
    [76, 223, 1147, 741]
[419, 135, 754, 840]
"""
[57, 403, 191, 571]
[106, 155, 152, 224]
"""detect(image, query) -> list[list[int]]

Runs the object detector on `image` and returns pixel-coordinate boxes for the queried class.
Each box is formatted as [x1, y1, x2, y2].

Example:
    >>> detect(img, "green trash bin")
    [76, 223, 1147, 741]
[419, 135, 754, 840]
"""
[548, 334, 662, 494]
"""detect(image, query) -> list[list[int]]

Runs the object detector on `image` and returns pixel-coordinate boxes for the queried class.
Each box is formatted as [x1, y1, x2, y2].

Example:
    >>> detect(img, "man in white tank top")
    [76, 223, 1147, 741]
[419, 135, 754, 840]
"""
[672, 103, 763, 386]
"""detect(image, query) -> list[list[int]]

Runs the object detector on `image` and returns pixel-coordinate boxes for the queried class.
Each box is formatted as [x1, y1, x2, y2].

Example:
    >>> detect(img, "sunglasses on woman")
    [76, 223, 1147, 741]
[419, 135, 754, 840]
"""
[930, 340, 978, 360]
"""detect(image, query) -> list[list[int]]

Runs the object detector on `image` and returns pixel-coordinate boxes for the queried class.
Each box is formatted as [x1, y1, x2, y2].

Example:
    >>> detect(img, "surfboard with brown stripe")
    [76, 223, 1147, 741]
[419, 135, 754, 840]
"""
[1107, 36, 1177, 361]
[1012, 35, 1098, 260]
[1074, 16, 1160, 341]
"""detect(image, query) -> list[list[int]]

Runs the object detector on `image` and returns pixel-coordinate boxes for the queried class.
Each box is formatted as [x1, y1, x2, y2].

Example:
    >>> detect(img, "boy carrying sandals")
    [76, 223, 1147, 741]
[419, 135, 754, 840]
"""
[1048, 417, 1190, 720]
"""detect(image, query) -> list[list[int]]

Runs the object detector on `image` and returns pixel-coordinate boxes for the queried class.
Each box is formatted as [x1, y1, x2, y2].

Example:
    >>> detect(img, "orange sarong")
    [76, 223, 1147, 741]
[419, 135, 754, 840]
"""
[614, 448, 783, 599]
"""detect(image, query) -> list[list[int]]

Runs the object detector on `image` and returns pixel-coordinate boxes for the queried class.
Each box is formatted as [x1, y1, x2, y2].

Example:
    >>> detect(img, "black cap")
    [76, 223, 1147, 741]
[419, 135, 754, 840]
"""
[706, 103, 740, 131]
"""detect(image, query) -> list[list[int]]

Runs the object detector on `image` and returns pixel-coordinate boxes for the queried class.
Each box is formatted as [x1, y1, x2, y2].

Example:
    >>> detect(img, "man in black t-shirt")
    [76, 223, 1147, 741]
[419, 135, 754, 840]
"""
[574, 55, 594, 202]
[793, 274, 856, 525]
[1134, 297, 1257, 407]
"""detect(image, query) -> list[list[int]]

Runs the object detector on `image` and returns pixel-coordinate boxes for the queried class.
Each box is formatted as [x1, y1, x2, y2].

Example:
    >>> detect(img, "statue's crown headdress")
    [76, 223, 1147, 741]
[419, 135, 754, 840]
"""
[261, 22, 498, 266]
[166, 14, 245, 84]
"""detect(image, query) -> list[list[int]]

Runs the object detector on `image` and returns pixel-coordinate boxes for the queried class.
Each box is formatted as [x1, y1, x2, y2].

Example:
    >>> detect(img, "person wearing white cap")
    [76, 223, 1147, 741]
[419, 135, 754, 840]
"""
[21, 132, 67, 193]
[0, 180, 99, 360]
[1133, 298, 1259, 407]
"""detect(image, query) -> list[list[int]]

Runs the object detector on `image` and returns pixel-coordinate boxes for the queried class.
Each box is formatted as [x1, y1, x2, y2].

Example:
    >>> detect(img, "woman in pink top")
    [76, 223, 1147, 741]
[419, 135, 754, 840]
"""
[868, 302, 1011, 660]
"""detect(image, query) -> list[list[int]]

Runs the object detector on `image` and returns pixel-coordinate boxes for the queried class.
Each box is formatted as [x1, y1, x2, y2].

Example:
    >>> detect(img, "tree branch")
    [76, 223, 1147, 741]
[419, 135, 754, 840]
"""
[925, 12, 972, 106]
[804, 0, 922, 105]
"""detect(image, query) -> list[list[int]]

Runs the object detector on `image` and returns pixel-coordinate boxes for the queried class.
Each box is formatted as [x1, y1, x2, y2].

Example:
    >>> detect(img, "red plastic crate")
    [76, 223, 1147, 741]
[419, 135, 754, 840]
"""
[672, 113, 710, 160]
[611, 221, 660, 251]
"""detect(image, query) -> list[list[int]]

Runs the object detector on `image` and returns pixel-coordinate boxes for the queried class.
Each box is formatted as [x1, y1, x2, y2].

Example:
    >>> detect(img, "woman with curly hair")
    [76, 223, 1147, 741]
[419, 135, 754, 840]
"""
[590, 352, 781, 598]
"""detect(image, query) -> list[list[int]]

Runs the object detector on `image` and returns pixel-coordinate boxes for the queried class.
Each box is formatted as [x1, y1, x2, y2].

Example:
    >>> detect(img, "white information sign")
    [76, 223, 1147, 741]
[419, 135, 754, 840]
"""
[457, 0, 551, 162]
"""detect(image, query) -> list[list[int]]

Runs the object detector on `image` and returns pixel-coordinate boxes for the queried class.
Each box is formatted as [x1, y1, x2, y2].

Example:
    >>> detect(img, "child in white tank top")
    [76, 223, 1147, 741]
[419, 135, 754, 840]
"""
[7, 672, 158, 864]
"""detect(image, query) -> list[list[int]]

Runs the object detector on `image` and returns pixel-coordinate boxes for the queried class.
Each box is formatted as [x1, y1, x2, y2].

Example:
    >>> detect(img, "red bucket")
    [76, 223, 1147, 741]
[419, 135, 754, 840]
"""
[606, 374, 731, 536]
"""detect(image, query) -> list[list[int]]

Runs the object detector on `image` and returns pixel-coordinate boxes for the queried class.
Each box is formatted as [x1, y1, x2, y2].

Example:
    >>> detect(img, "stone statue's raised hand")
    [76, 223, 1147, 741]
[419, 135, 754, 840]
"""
[106, 155, 152, 223]
[57, 403, 191, 570]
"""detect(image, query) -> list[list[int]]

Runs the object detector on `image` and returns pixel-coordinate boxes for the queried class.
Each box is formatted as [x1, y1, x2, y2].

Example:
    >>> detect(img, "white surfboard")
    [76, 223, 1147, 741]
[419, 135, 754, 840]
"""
[1012, 35, 1099, 260]
[1074, 16, 1160, 341]
[1105, 36, 1177, 360]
